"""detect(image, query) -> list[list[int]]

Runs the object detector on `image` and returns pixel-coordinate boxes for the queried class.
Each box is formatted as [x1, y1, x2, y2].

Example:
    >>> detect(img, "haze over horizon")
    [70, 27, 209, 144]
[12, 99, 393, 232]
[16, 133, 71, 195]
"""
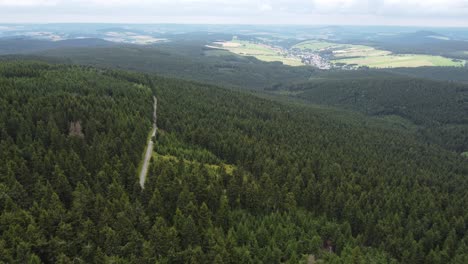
[0, 0, 467, 27]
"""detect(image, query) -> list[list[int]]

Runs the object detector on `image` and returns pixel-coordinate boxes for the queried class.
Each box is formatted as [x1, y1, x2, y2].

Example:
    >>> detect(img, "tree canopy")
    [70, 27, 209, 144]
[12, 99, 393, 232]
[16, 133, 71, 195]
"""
[0, 61, 467, 263]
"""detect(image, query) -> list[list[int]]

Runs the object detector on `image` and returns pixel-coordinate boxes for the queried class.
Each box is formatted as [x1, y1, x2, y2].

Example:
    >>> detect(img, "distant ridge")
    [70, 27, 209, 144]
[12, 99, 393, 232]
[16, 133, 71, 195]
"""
[0, 37, 116, 55]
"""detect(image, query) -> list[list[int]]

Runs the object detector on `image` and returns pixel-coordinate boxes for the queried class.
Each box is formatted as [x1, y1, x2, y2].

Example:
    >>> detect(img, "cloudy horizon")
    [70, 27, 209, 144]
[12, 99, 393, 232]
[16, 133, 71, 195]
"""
[0, 0, 467, 27]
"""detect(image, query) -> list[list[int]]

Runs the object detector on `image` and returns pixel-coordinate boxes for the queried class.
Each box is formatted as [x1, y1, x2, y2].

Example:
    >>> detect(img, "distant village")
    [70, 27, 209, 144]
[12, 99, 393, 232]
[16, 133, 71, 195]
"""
[215, 37, 360, 70]
[296, 52, 332, 70]
[289, 48, 358, 70]
[278, 45, 358, 70]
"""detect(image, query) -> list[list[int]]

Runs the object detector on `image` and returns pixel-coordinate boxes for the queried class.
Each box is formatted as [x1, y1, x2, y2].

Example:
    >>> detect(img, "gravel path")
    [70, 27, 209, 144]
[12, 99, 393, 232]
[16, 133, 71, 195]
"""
[139, 96, 157, 188]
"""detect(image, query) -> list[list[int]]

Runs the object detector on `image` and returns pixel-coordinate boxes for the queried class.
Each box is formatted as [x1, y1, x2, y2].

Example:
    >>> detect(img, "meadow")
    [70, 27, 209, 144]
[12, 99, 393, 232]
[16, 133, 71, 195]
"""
[333, 54, 464, 68]
[292, 40, 347, 51]
[294, 39, 465, 68]
[213, 39, 304, 66]
[332, 45, 391, 58]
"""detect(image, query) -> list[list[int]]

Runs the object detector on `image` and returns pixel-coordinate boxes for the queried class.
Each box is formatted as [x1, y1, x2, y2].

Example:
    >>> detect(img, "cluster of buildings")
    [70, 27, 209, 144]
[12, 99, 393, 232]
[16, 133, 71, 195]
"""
[288, 48, 333, 69]
[299, 53, 332, 69]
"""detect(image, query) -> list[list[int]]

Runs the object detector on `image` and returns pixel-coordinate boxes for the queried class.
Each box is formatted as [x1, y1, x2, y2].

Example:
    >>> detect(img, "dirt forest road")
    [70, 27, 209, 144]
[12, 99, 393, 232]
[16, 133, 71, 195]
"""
[139, 96, 157, 189]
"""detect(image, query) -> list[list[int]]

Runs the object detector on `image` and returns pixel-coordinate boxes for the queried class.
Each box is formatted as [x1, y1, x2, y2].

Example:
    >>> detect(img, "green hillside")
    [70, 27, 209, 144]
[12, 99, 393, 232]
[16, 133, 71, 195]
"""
[36, 43, 315, 90]
[1, 61, 467, 263]
[270, 77, 468, 152]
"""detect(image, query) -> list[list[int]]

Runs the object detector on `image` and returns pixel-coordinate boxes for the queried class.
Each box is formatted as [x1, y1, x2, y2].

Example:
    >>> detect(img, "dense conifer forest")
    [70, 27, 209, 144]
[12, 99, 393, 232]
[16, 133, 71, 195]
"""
[36, 44, 316, 90]
[269, 77, 468, 153]
[1, 61, 467, 263]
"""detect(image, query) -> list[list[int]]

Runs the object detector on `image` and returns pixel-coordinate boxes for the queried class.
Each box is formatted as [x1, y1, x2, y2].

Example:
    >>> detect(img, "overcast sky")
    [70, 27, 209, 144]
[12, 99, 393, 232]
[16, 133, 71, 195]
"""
[0, 0, 467, 26]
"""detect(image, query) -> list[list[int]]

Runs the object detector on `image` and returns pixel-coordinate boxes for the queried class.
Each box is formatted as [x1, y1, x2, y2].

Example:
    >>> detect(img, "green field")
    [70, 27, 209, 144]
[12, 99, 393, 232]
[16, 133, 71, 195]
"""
[294, 40, 465, 68]
[293, 40, 348, 51]
[333, 54, 464, 68]
[294, 41, 391, 58]
[333, 45, 391, 58]
[215, 39, 304, 66]
[462, 152, 468, 158]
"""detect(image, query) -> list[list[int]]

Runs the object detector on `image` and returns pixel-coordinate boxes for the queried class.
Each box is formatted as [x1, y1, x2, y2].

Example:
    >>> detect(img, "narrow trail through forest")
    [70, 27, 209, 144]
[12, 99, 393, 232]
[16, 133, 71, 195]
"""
[139, 96, 157, 188]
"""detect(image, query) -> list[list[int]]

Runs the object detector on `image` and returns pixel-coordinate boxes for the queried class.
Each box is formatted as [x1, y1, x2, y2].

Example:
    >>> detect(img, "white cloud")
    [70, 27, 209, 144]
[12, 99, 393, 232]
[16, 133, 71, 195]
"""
[259, 3, 273, 12]
[0, 0, 467, 26]
[380, 0, 468, 16]
[308, 0, 468, 16]
[0, 0, 58, 6]
[314, 0, 357, 11]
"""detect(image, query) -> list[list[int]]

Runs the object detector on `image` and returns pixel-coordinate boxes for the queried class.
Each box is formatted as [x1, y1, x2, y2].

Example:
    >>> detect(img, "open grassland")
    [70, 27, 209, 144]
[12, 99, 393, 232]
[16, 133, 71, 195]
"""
[333, 45, 391, 58]
[154, 153, 235, 175]
[294, 40, 465, 68]
[293, 40, 348, 51]
[294, 41, 391, 58]
[333, 54, 464, 68]
[213, 39, 466, 68]
[214, 39, 304, 66]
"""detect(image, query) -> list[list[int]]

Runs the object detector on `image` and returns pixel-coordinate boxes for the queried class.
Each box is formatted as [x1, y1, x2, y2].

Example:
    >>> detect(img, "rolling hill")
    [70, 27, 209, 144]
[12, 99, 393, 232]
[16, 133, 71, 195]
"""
[0, 37, 116, 55]
[0, 61, 467, 263]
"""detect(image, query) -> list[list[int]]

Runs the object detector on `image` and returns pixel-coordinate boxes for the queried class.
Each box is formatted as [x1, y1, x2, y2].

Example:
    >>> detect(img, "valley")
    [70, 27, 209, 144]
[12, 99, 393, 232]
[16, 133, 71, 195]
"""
[212, 38, 466, 69]
[209, 38, 304, 66]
